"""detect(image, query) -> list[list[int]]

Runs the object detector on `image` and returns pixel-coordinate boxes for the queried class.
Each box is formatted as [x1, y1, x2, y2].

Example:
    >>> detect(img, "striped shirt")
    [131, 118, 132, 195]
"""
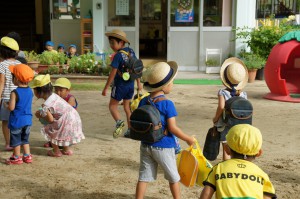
[0, 59, 20, 99]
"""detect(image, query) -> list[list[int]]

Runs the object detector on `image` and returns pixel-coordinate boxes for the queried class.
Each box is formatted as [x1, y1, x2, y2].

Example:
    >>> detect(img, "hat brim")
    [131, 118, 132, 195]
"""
[53, 83, 70, 89]
[143, 61, 178, 92]
[220, 57, 248, 90]
[105, 32, 130, 44]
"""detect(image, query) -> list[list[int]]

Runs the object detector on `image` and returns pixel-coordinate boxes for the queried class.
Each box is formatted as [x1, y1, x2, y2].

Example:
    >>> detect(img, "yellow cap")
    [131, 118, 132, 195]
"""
[53, 78, 71, 89]
[30, 74, 51, 88]
[226, 124, 262, 156]
[0, 36, 19, 51]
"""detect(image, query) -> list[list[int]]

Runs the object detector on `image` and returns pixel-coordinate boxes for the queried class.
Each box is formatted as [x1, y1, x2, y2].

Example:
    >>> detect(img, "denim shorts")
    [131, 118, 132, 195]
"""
[10, 126, 31, 147]
[0, 99, 10, 121]
[138, 144, 180, 183]
[111, 84, 134, 101]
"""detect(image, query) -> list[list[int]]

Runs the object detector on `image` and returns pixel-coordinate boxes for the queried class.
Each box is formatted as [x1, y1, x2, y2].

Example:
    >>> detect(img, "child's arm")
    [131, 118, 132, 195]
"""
[167, 117, 194, 146]
[68, 96, 76, 107]
[102, 68, 117, 96]
[212, 95, 225, 124]
[6, 91, 17, 111]
[136, 78, 142, 91]
[35, 107, 54, 123]
[0, 74, 4, 101]
[199, 186, 214, 199]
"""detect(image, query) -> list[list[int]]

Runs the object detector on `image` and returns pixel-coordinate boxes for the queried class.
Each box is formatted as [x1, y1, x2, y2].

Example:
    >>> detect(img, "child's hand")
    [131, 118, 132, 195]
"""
[186, 136, 195, 146]
[35, 110, 41, 118]
[3, 101, 9, 108]
[102, 88, 107, 96]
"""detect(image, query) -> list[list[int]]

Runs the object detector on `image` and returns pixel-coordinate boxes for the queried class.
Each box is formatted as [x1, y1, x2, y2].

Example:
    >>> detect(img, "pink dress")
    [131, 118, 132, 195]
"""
[40, 93, 85, 146]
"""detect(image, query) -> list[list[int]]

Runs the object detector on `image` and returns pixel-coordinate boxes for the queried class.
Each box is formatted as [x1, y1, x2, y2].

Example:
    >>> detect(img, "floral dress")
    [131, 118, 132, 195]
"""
[40, 93, 84, 146]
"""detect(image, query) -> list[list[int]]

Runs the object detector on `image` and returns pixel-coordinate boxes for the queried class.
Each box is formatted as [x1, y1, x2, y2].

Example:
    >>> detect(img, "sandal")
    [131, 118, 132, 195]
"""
[62, 150, 73, 156]
[47, 150, 62, 157]
[43, 141, 52, 148]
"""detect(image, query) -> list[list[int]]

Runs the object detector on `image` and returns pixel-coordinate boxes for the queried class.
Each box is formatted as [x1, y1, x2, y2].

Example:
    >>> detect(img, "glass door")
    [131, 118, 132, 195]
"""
[139, 0, 167, 59]
[106, 0, 139, 57]
[50, 0, 81, 52]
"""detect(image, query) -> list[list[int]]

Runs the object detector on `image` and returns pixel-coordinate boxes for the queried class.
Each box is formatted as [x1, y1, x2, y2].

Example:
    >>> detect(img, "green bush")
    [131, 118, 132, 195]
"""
[235, 15, 299, 61]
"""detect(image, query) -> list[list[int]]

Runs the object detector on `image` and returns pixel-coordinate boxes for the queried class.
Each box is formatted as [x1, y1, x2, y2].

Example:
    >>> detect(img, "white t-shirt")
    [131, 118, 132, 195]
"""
[0, 59, 20, 99]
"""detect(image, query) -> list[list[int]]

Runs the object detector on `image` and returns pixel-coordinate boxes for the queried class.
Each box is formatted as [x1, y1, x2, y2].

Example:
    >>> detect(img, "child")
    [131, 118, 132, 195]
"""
[102, 29, 142, 138]
[0, 36, 21, 151]
[45, 41, 58, 53]
[212, 57, 248, 161]
[135, 61, 194, 199]
[67, 44, 78, 59]
[31, 74, 84, 157]
[57, 44, 65, 54]
[5, 64, 34, 165]
[53, 77, 78, 109]
[42, 77, 78, 148]
[200, 124, 277, 199]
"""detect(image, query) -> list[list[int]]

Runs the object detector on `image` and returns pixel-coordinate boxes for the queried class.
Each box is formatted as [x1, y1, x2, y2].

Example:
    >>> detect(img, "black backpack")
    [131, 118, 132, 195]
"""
[129, 97, 166, 143]
[224, 96, 253, 130]
[119, 50, 143, 81]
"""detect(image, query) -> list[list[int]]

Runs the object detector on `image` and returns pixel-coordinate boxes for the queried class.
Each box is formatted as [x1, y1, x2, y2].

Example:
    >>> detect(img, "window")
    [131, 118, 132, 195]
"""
[52, 0, 80, 19]
[170, 0, 199, 26]
[203, 0, 232, 27]
[108, 0, 135, 26]
[256, 0, 300, 18]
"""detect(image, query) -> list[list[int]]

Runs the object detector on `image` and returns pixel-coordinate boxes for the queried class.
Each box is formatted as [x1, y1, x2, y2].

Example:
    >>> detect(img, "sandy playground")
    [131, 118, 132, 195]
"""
[0, 80, 299, 199]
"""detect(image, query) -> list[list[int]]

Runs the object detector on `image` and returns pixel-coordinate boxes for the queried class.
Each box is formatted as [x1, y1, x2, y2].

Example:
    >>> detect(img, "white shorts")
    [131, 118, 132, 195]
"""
[138, 144, 180, 183]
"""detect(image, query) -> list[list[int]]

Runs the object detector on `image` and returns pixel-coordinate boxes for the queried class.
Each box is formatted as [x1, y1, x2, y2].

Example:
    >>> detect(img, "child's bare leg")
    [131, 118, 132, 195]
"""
[2, 121, 10, 147]
[222, 143, 231, 161]
[136, 181, 148, 199]
[109, 98, 121, 121]
[23, 144, 30, 155]
[123, 99, 131, 128]
[169, 182, 181, 199]
[51, 143, 60, 153]
[13, 145, 21, 156]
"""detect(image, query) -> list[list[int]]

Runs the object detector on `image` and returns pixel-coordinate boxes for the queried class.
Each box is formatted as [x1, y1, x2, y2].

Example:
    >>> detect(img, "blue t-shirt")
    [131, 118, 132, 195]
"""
[8, 87, 33, 129]
[138, 95, 177, 148]
[111, 47, 136, 87]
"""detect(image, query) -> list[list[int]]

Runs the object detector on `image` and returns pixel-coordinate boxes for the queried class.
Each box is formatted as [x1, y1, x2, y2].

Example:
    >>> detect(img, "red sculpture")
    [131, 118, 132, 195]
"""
[264, 31, 300, 102]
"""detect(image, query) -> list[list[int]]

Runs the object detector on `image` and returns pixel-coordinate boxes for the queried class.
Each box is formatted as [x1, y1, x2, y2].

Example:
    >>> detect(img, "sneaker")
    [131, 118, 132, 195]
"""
[113, 120, 125, 139]
[22, 154, 33, 163]
[124, 129, 131, 138]
[6, 155, 23, 165]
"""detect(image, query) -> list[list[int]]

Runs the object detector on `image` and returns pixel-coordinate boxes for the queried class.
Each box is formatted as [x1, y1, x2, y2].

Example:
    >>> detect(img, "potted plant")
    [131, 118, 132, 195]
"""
[205, 58, 221, 74]
[24, 50, 40, 70]
[239, 51, 265, 83]
[235, 15, 298, 80]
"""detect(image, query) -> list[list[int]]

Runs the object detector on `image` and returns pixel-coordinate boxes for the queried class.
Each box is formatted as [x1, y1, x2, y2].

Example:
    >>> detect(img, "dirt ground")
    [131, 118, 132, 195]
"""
[0, 80, 299, 199]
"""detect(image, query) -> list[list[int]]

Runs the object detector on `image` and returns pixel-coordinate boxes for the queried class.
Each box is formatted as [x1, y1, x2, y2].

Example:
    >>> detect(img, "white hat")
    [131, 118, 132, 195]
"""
[142, 61, 178, 92]
[220, 57, 248, 90]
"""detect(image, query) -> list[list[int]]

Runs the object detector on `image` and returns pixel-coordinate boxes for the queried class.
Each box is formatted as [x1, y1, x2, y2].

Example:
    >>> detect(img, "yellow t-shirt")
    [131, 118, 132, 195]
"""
[203, 159, 276, 199]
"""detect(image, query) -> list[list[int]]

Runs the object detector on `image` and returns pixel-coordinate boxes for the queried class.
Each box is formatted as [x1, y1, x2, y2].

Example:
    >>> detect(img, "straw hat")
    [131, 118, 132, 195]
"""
[0, 36, 19, 51]
[53, 78, 71, 89]
[226, 124, 262, 156]
[30, 74, 51, 88]
[220, 57, 248, 90]
[142, 61, 178, 92]
[9, 64, 34, 83]
[105, 29, 130, 44]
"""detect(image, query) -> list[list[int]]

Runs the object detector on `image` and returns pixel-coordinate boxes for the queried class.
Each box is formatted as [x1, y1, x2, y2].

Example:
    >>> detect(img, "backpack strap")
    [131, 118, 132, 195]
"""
[147, 95, 168, 135]
[117, 50, 131, 78]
